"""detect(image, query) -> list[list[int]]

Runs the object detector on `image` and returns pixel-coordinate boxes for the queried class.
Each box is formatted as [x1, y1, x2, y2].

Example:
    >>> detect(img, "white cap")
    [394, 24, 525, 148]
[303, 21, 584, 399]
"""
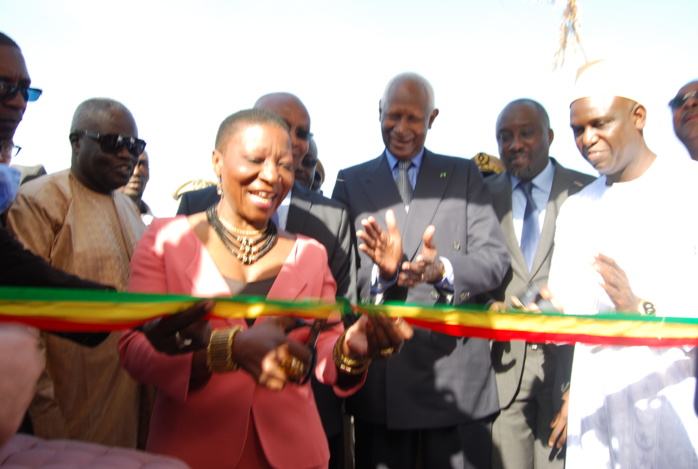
[570, 59, 645, 106]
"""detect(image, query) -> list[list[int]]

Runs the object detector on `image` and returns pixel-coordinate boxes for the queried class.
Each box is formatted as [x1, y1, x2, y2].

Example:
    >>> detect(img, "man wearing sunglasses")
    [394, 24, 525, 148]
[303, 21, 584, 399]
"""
[5, 97, 149, 449]
[0, 33, 41, 144]
[0, 32, 41, 217]
[670, 80, 698, 160]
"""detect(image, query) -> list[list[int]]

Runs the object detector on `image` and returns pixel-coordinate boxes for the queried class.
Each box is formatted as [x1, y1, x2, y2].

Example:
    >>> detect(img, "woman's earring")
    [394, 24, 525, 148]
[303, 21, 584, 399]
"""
[216, 177, 222, 196]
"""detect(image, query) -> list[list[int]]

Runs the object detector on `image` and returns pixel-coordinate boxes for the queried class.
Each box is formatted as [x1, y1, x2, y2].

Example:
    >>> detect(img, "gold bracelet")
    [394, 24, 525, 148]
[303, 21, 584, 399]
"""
[207, 326, 243, 373]
[333, 330, 371, 375]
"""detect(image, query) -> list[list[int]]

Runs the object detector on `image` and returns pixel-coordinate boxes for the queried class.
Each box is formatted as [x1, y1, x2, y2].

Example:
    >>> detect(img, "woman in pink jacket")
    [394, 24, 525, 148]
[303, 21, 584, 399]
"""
[119, 109, 409, 469]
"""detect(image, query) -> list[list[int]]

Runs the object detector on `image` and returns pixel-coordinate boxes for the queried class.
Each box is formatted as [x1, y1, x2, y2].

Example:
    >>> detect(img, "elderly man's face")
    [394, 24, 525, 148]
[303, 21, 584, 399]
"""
[71, 109, 140, 194]
[380, 79, 437, 161]
[671, 81, 698, 153]
[496, 102, 553, 180]
[570, 96, 644, 183]
[0, 45, 31, 141]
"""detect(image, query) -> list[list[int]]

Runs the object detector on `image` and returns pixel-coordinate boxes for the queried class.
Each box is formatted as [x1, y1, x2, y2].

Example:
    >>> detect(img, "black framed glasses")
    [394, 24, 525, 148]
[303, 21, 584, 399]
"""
[669, 90, 698, 111]
[0, 140, 21, 159]
[0, 80, 42, 103]
[75, 130, 146, 157]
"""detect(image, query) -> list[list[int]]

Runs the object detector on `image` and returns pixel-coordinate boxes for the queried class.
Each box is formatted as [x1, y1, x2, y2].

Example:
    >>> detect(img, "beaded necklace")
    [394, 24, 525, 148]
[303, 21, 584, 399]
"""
[206, 206, 278, 265]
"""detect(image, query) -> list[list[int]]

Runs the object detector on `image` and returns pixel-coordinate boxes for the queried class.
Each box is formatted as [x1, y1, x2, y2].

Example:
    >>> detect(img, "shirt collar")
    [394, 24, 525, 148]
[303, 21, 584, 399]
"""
[509, 157, 554, 193]
[385, 148, 425, 170]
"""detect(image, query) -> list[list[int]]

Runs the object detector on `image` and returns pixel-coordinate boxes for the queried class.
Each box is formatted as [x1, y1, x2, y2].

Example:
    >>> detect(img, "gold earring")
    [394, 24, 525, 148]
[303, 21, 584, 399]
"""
[216, 177, 222, 196]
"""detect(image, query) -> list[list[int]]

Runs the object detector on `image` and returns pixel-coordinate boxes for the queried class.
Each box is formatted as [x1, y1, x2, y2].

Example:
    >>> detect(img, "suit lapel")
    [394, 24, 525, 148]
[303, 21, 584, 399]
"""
[489, 173, 528, 275]
[287, 183, 311, 234]
[357, 153, 407, 229]
[402, 150, 452, 260]
[529, 162, 584, 275]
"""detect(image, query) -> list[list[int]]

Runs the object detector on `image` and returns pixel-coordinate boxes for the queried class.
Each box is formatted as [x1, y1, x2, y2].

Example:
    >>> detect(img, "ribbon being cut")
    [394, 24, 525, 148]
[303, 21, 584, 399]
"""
[1, 286, 697, 347]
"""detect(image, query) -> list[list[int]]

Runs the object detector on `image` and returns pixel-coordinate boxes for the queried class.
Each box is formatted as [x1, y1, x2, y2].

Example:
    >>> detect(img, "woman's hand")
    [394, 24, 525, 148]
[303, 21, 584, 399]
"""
[141, 300, 214, 354]
[343, 314, 414, 360]
[233, 316, 312, 391]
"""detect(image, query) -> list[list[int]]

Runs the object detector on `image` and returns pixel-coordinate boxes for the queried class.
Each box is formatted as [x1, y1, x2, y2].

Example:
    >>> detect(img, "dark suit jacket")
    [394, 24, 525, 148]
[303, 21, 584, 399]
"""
[332, 149, 510, 429]
[176, 185, 219, 217]
[176, 182, 357, 437]
[1, 226, 110, 346]
[486, 160, 595, 409]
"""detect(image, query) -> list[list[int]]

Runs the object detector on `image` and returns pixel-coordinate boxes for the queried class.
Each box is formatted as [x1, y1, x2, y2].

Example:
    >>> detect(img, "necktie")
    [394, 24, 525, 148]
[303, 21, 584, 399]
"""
[518, 180, 540, 271]
[396, 160, 413, 209]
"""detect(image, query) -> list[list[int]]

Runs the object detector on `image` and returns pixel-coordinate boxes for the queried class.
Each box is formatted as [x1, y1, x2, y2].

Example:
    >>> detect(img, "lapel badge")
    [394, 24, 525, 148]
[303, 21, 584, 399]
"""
[453, 242, 461, 251]
[440, 172, 447, 178]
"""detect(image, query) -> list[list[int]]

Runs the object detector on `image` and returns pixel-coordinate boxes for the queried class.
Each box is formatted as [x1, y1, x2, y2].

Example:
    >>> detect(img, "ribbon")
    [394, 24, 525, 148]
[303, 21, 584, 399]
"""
[1, 287, 697, 347]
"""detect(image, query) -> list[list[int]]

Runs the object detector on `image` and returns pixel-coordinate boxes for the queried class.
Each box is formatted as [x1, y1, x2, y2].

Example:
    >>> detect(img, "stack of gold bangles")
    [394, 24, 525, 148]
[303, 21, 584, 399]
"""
[207, 326, 243, 373]
[333, 330, 371, 375]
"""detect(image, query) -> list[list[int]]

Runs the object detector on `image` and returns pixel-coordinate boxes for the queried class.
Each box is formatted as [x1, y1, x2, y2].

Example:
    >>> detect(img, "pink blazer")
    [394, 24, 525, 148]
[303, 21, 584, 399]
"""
[118, 217, 357, 469]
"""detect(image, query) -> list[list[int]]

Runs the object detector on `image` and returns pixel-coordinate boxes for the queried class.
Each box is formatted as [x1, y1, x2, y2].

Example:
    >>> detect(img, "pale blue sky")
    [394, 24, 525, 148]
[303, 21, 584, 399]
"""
[3, 0, 697, 215]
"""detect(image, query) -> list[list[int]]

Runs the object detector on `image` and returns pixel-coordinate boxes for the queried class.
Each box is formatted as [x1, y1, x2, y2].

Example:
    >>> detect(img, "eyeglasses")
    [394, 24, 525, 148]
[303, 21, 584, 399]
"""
[74, 130, 146, 157]
[0, 140, 21, 159]
[669, 90, 698, 111]
[0, 80, 42, 103]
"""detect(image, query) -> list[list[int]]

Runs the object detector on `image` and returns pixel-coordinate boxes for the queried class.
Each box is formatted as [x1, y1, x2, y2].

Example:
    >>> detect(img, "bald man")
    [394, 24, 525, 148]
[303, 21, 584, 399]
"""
[486, 99, 594, 469]
[333, 72, 508, 469]
[7, 98, 147, 448]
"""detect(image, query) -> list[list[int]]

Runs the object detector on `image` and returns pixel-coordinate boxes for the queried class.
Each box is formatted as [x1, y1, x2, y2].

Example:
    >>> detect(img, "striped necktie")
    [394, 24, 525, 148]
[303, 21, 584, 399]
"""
[396, 160, 413, 209]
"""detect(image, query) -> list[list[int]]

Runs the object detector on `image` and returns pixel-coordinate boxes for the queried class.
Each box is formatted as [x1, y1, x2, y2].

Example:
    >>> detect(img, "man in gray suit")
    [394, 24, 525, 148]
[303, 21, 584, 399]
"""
[176, 93, 356, 469]
[332, 72, 509, 469]
[486, 99, 594, 469]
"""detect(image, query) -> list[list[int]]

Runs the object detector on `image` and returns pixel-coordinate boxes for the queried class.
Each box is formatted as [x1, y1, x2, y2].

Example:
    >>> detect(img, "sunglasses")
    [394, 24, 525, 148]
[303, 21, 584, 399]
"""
[75, 130, 146, 157]
[669, 90, 698, 111]
[0, 80, 42, 103]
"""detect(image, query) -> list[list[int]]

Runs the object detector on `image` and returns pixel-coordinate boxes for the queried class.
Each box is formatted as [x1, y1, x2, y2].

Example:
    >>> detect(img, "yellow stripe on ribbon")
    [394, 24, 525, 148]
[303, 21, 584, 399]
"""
[1, 287, 698, 346]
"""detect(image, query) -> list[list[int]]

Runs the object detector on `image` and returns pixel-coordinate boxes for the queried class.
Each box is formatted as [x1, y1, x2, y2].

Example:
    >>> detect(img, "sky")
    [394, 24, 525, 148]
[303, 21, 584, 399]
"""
[2, 0, 697, 216]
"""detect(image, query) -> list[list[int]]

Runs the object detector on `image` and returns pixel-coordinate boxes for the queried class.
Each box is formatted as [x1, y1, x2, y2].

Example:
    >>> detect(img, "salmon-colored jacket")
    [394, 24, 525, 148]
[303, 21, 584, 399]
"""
[118, 217, 359, 469]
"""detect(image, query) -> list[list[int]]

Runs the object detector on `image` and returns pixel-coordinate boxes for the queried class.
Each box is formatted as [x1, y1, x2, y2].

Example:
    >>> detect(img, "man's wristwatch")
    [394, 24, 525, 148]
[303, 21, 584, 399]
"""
[637, 299, 656, 316]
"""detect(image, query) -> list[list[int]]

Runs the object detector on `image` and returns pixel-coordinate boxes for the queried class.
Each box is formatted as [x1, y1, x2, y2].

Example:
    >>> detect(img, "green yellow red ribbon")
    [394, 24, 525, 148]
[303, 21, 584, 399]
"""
[1, 286, 697, 347]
